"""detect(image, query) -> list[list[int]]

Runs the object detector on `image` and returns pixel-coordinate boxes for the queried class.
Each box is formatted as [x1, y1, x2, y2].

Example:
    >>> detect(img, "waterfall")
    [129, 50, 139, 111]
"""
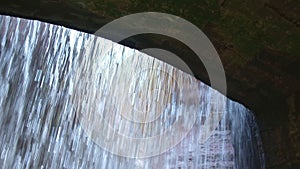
[0, 15, 265, 169]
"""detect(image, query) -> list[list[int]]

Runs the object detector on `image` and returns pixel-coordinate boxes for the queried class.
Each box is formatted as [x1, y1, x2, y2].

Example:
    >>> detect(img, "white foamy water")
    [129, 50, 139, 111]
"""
[0, 15, 264, 169]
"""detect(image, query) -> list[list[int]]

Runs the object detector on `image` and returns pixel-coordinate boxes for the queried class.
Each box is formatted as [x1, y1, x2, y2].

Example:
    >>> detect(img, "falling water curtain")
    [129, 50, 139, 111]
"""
[0, 15, 265, 169]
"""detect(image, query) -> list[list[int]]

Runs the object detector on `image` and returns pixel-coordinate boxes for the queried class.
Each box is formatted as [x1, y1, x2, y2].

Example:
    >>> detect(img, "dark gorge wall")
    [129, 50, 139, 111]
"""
[0, 0, 299, 168]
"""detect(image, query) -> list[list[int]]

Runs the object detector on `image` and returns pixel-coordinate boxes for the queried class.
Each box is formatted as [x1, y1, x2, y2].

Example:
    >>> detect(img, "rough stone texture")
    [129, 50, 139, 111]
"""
[0, 0, 299, 168]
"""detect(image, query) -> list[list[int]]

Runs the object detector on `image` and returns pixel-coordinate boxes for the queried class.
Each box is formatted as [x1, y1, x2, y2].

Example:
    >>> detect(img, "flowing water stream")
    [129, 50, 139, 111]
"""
[0, 15, 265, 169]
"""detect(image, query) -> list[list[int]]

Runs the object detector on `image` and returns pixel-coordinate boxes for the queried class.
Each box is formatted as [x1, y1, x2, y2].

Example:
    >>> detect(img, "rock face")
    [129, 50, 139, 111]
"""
[0, 0, 299, 168]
